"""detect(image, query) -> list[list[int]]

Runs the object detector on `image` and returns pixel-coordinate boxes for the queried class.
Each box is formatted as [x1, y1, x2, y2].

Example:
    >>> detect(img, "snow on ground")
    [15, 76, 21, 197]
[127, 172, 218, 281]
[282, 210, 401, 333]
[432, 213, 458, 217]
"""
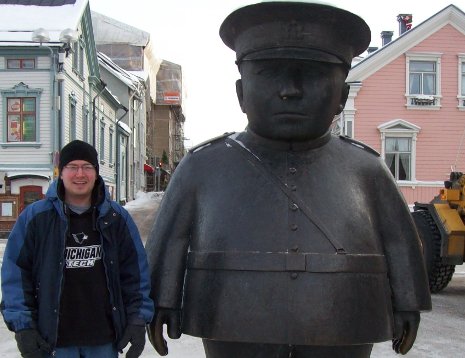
[124, 191, 164, 211]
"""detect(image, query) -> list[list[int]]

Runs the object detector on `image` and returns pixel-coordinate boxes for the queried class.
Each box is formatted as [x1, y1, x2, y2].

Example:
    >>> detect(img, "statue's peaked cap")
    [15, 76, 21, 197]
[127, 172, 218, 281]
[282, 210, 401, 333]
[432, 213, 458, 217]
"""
[219, 1, 371, 67]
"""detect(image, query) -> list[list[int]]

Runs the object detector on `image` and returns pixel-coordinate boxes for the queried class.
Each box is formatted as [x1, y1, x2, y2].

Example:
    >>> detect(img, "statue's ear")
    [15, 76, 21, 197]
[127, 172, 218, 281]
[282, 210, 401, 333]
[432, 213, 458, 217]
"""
[236, 79, 245, 113]
[337, 83, 350, 114]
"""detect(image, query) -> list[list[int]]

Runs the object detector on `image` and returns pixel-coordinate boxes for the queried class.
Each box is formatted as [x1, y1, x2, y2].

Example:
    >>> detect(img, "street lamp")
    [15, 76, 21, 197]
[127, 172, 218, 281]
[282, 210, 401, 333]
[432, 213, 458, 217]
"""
[31, 28, 50, 44]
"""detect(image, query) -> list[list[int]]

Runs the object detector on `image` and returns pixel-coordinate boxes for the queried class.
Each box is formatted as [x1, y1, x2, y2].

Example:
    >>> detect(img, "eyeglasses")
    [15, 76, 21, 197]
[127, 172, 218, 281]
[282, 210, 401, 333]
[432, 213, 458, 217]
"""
[63, 164, 96, 173]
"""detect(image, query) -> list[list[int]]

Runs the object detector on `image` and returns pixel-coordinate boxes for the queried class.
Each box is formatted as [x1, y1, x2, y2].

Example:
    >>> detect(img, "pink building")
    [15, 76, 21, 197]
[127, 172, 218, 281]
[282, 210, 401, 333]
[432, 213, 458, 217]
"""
[343, 5, 465, 205]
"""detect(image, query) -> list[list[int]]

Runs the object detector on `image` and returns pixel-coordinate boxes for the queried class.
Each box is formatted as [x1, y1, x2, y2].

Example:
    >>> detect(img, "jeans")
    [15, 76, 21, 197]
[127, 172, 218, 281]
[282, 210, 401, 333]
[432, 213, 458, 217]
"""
[50, 343, 118, 358]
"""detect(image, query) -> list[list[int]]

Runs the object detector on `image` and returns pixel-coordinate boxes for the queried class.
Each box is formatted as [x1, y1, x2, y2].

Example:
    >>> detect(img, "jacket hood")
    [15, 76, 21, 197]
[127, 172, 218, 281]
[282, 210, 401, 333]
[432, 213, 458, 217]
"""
[46, 176, 112, 216]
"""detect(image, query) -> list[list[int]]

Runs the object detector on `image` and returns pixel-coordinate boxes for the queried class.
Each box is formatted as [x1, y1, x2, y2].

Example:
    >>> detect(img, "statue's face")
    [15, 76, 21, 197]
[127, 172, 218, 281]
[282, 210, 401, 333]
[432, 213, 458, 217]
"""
[236, 59, 349, 141]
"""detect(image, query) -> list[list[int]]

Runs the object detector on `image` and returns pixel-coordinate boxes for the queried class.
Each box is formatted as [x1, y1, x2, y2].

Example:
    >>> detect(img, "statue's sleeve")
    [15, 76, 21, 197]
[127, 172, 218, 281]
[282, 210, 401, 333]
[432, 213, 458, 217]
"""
[375, 162, 432, 312]
[145, 157, 195, 309]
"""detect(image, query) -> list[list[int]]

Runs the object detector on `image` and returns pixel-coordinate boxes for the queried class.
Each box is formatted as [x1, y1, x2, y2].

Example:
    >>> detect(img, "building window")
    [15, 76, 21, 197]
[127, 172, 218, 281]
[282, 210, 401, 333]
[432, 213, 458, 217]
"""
[82, 105, 89, 141]
[457, 55, 465, 109]
[406, 53, 441, 108]
[409, 61, 436, 95]
[6, 98, 36, 142]
[69, 94, 77, 140]
[79, 42, 84, 75]
[385, 137, 411, 180]
[7, 59, 35, 69]
[72, 38, 84, 78]
[100, 120, 105, 161]
[109, 127, 114, 164]
[378, 119, 420, 182]
[461, 62, 465, 95]
[72, 42, 78, 70]
[1, 83, 42, 145]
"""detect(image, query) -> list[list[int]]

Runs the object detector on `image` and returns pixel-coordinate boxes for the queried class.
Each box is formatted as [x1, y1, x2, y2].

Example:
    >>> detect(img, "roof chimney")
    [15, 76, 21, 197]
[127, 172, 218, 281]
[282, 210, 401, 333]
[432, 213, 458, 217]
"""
[397, 14, 412, 35]
[381, 31, 393, 46]
[367, 46, 379, 54]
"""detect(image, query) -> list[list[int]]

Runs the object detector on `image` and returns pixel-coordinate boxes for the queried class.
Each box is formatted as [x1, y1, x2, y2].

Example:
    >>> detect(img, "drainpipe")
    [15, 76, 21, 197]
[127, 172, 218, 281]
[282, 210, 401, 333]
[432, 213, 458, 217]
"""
[115, 105, 129, 203]
[92, 79, 107, 147]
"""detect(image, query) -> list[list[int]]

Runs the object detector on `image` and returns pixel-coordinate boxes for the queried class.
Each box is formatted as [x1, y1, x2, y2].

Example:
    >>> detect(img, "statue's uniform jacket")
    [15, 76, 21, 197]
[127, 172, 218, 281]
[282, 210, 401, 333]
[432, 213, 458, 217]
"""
[146, 130, 431, 346]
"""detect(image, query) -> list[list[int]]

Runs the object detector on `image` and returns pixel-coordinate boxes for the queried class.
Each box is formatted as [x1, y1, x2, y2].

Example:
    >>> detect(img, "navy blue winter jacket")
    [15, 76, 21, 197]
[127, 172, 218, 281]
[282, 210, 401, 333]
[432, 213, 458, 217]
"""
[1, 178, 154, 348]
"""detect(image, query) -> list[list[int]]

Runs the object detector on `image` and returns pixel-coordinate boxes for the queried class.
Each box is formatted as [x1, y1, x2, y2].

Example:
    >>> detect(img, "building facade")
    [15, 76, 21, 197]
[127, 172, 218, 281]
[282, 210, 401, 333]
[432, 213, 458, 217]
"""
[342, 5, 465, 205]
[0, 0, 127, 235]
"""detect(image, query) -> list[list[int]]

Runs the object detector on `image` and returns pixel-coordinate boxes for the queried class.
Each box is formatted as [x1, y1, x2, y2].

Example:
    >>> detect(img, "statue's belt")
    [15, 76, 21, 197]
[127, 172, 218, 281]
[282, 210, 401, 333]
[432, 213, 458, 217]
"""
[187, 251, 387, 273]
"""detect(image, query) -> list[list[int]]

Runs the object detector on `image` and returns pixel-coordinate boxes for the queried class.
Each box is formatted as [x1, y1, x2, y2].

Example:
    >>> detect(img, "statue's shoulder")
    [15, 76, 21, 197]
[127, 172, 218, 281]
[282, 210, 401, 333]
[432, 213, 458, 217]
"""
[338, 135, 380, 157]
[189, 132, 236, 153]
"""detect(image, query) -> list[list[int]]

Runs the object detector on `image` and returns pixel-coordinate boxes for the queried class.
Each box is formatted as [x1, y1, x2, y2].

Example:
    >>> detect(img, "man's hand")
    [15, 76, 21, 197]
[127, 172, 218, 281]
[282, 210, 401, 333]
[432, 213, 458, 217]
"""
[392, 311, 420, 354]
[15, 328, 51, 358]
[147, 308, 182, 356]
[117, 324, 146, 358]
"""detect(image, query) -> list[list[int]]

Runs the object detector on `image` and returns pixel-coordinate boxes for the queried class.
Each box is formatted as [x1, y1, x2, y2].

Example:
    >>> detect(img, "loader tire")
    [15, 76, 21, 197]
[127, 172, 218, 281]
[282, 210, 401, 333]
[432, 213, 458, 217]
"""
[412, 210, 455, 293]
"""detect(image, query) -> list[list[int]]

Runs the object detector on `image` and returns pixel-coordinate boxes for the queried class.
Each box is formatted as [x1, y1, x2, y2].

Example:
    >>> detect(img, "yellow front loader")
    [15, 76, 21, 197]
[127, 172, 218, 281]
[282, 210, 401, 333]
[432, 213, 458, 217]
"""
[412, 172, 465, 293]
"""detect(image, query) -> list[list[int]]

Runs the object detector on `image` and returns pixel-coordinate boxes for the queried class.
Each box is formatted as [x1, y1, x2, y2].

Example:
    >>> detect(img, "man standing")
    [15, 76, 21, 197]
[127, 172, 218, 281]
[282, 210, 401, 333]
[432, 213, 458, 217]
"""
[1, 140, 153, 358]
[146, 2, 431, 357]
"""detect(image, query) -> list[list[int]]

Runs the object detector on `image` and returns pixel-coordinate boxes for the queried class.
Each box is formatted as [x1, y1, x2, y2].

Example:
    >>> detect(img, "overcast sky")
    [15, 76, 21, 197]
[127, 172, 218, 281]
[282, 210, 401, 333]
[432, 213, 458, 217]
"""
[89, 0, 460, 146]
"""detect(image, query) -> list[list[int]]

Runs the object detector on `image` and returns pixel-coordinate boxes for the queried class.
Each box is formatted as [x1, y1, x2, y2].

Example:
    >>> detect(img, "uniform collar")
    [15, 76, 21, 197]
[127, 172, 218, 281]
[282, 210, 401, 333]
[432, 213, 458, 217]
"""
[240, 127, 332, 151]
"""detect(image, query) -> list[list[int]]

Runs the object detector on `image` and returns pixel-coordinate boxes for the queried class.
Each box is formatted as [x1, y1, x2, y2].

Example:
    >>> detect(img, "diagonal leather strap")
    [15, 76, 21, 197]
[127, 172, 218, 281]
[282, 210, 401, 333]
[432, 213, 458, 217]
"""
[226, 136, 346, 254]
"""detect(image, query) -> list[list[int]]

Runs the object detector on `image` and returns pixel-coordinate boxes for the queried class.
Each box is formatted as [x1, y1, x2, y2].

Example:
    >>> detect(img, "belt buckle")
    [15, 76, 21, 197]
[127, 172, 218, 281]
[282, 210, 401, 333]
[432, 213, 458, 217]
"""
[285, 253, 306, 272]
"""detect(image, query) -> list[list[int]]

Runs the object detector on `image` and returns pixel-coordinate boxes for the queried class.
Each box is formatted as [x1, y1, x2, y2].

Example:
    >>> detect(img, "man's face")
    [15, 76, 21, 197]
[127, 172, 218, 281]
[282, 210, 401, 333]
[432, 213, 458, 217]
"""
[237, 59, 349, 141]
[60, 160, 97, 205]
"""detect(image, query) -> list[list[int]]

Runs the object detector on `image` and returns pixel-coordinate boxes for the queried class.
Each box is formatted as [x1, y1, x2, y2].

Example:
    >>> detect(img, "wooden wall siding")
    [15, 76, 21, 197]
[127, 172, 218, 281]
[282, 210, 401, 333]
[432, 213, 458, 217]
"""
[0, 69, 52, 165]
[399, 185, 443, 205]
[355, 24, 465, 189]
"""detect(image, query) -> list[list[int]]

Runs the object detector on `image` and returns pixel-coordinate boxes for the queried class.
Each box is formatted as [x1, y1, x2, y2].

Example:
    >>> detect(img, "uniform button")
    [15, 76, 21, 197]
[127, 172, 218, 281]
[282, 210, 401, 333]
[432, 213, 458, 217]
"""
[289, 167, 297, 174]
[113, 307, 117, 311]
[290, 224, 298, 231]
[113, 213, 116, 217]
[291, 273, 298, 279]
[290, 203, 299, 211]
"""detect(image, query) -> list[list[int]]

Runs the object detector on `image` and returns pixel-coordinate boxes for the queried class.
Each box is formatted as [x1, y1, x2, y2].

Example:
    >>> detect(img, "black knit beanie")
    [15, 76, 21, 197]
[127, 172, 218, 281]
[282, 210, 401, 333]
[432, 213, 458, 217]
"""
[59, 140, 99, 174]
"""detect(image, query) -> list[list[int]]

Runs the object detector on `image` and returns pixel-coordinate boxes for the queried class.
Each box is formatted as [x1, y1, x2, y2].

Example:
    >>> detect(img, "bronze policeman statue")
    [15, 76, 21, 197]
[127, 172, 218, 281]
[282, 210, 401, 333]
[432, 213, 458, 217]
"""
[146, 2, 431, 357]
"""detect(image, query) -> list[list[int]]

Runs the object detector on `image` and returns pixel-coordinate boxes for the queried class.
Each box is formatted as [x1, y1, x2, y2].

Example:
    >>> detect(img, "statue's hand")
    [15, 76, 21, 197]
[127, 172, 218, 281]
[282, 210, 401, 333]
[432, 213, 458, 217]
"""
[392, 311, 420, 355]
[147, 308, 182, 356]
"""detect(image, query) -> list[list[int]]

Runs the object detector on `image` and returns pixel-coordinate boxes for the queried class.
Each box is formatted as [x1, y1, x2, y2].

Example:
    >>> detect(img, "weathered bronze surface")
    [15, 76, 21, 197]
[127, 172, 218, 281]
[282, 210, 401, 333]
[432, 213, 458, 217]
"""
[146, 2, 431, 357]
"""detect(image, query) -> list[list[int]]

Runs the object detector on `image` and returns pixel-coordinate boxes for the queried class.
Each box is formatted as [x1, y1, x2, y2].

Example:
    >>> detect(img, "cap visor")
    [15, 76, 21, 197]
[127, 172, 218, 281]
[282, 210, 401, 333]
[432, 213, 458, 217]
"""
[240, 47, 345, 65]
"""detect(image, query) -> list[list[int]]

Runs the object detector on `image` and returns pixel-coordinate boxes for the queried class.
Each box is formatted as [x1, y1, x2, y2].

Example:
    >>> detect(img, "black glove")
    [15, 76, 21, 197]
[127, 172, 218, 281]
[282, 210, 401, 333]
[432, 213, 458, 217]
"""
[392, 311, 420, 355]
[147, 308, 182, 356]
[117, 324, 146, 358]
[15, 329, 51, 358]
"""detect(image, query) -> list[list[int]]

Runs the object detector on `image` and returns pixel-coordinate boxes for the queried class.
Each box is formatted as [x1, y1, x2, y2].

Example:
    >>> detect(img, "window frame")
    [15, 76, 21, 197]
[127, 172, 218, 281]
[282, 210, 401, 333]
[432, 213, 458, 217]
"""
[405, 52, 442, 109]
[109, 125, 114, 166]
[69, 93, 77, 140]
[100, 117, 105, 163]
[378, 119, 421, 182]
[1, 82, 43, 147]
[6, 58, 36, 70]
[82, 104, 89, 141]
[457, 54, 465, 109]
[385, 137, 412, 181]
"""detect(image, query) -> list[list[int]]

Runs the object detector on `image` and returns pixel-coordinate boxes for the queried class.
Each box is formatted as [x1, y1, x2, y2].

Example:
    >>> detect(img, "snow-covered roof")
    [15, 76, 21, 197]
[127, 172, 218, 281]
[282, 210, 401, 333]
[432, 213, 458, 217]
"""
[348, 4, 465, 82]
[91, 11, 149, 47]
[0, 0, 88, 46]
[118, 120, 131, 134]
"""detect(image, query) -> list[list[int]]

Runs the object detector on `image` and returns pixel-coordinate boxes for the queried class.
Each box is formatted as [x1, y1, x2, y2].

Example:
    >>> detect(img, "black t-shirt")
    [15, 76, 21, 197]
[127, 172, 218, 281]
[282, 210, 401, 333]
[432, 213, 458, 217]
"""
[56, 206, 115, 347]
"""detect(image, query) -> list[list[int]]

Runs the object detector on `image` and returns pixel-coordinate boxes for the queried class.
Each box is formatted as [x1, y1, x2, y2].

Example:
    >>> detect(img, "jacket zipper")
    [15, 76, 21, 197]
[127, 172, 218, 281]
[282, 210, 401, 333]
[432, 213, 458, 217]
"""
[52, 207, 68, 354]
